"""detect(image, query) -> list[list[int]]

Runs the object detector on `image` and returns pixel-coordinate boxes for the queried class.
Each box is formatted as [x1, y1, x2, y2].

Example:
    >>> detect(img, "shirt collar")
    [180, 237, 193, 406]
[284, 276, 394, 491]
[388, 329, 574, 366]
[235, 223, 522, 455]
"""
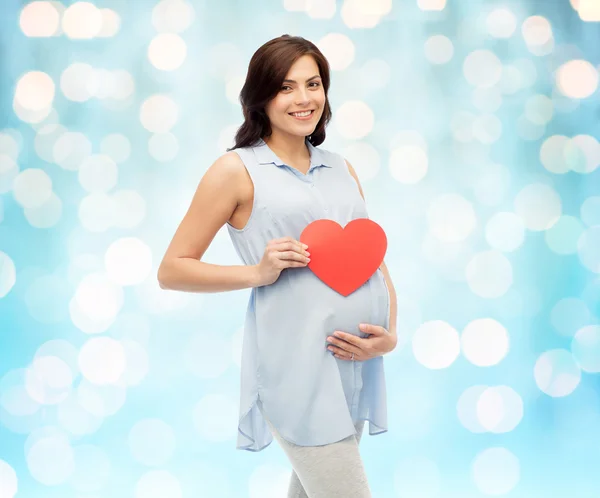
[254, 138, 331, 170]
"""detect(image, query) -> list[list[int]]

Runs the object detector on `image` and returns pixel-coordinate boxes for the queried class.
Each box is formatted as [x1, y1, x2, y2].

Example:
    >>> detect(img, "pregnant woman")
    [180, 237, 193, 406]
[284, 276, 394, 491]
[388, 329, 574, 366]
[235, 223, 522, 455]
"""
[158, 35, 397, 498]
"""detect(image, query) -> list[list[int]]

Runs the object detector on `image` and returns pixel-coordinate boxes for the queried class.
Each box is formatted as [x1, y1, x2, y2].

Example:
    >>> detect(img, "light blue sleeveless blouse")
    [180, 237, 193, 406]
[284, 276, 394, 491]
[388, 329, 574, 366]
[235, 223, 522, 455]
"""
[227, 137, 390, 451]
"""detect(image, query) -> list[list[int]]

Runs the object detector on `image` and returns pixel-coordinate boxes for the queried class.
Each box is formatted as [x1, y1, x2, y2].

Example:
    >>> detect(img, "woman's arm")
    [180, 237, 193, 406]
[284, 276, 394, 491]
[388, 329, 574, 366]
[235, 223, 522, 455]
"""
[157, 152, 259, 293]
[345, 158, 397, 341]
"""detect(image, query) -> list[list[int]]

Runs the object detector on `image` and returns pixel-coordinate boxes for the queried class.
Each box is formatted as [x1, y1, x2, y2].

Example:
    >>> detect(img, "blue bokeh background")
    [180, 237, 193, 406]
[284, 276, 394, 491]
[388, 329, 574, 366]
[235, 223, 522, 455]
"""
[1, 0, 600, 496]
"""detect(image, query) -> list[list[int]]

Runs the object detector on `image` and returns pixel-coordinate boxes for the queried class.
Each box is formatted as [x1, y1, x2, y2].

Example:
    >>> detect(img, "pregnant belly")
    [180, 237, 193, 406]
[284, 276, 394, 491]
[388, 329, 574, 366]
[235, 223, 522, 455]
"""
[321, 268, 390, 338]
[255, 267, 390, 379]
[266, 266, 390, 339]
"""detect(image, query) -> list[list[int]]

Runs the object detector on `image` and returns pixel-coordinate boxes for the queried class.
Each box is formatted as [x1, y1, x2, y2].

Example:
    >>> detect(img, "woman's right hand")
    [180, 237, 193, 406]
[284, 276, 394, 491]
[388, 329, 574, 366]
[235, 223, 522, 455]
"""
[253, 236, 311, 287]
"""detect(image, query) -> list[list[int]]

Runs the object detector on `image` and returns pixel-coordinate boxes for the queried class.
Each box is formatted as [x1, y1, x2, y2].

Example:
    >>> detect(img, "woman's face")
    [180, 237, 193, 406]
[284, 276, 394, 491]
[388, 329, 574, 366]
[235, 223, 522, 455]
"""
[264, 54, 326, 140]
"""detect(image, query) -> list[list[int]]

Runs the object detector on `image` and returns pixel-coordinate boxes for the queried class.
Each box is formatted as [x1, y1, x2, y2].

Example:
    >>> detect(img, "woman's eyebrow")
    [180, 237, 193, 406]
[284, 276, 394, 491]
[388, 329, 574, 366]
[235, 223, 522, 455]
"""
[282, 75, 321, 83]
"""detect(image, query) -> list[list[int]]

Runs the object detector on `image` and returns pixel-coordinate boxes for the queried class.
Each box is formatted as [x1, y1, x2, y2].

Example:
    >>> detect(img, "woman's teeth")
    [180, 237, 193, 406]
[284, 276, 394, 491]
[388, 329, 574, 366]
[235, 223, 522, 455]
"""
[290, 110, 313, 118]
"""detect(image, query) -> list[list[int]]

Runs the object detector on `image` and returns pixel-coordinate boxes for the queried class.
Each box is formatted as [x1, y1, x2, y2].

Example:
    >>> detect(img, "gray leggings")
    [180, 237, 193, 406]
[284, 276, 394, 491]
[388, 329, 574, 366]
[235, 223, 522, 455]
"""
[257, 400, 372, 497]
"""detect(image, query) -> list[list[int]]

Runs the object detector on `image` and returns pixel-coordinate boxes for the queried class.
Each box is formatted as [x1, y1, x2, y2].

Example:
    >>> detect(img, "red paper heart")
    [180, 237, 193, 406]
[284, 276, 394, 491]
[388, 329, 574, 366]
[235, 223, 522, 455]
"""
[299, 218, 387, 296]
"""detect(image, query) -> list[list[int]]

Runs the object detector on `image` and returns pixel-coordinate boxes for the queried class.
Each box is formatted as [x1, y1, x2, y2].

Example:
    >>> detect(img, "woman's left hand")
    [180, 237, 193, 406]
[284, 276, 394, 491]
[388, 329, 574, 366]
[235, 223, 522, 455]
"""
[326, 323, 397, 361]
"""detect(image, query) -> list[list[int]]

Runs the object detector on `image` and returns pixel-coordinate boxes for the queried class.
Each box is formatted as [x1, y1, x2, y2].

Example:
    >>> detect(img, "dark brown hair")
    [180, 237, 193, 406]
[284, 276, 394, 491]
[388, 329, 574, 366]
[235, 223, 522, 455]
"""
[226, 34, 332, 151]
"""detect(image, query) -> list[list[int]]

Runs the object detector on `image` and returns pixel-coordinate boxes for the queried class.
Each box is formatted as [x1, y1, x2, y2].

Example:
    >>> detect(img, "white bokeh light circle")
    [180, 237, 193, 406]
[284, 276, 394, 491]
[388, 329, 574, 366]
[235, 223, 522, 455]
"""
[525, 94, 553, 125]
[578, 226, 600, 273]
[140, 95, 179, 133]
[76, 378, 126, 417]
[461, 318, 509, 367]
[14, 71, 55, 111]
[105, 237, 153, 286]
[26, 434, 75, 486]
[78, 336, 127, 385]
[476, 386, 523, 433]
[340, 0, 390, 28]
[341, 142, 380, 181]
[34, 123, 66, 163]
[111, 70, 135, 100]
[569, 135, 600, 174]
[69, 294, 116, 335]
[466, 251, 513, 299]
[486, 7, 517, 38]
[473, 114, 502, 144]
[24, 192, 63, 228]
[0, 130, 21, 159]
[571, 325, 600, 373]
[580, 196, 600, 221]
[148, 33, 187, 71]
[118, 339, 149, 386]
[556, 59, 599, 99]
[471, 447, 520, 495]
[424, 35, 454, 64]
[79, 192, 118, 232]
[20, 1, 61, 37]
[514, 183, 562, 231]
[412, 320, 460, 369]
[12, 168, 52, 209]
[485, 212, 525, 252]
[457, 385, 489, 433]
[62, 1, 102, 39]
[52, 131, 93, 171]
[34, 339, 79, 375]
[57, 391, 104, 436]
[152, 0, 195, 33]
[68, 444, 111, 493]
[522, 15, 552, 45]
[335, 100, 374, 139]
[427, 193, 476, 243]
[0, 154, 19, 193]
[0, 368, 40, 418]
[60, 63, 97, 103]
[74, 272, 124, 321]
[98, 8, 121, 38]
[317, 33, 355, 70]
[463, 49, 503, 88]
[135, 470, 182, 498]
[540, 135, 570, 174]
[25, 355, 72, 405]
[544, 215, 584, 255]
[0, 251, 17, 298]
[0, 459, 18, 497]
[129, 419, 176, 467]
[534, 348, 581, 397]
[389, 145, 428, 184]
[112, 190, 146, 228]
[78, 154, 118, 193]
[135, 276, 192, 314]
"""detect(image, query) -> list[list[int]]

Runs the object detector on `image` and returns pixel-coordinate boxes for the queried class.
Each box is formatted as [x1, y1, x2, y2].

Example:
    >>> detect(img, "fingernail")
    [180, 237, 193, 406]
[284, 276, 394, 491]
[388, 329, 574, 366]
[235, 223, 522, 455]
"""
[302, 243, 308, 249]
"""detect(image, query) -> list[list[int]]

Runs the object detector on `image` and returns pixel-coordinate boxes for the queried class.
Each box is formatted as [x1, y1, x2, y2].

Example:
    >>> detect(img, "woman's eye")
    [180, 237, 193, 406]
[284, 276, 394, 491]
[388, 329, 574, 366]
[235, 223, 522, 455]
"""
[280, 82, 321, 91]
